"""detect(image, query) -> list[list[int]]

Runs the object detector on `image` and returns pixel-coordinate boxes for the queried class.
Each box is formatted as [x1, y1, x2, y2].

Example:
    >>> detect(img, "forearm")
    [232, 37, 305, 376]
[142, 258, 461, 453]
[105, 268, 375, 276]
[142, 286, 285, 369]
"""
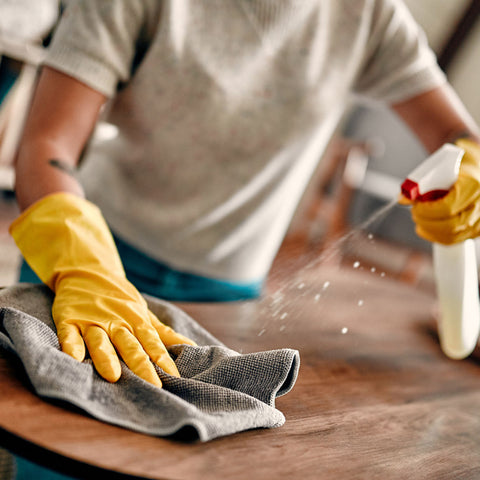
[14, 138, 85, 211]
[392, 84, 480, 152]
[397, 84, 480, 247]
[13, 66, 107, 211]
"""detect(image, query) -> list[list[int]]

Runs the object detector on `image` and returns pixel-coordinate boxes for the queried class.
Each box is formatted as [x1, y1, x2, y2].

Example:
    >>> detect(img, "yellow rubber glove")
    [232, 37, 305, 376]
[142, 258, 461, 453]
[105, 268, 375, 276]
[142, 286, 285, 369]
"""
[9, 193, 196, 387]
[404, 138, 480, 244]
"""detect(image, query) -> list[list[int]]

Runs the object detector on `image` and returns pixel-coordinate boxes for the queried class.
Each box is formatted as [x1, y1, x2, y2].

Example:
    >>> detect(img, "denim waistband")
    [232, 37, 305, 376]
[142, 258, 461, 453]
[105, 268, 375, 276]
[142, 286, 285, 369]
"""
[112, 233, 263, 302]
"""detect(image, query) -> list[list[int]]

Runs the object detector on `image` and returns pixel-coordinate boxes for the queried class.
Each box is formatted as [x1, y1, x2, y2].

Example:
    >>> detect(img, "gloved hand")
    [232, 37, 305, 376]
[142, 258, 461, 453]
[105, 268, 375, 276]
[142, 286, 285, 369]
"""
[401, 138, 480, 244]
[10, 193, 196, 387]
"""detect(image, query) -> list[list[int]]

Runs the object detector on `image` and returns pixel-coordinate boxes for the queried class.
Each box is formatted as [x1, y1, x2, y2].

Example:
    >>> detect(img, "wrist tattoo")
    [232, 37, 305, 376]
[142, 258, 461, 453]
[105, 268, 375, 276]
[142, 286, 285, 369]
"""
[48, 159, 78, 178]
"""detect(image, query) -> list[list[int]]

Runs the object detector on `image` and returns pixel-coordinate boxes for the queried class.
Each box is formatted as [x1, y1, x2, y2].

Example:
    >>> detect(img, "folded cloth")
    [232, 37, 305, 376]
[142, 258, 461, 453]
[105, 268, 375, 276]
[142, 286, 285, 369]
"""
[0, 284, 300, 442]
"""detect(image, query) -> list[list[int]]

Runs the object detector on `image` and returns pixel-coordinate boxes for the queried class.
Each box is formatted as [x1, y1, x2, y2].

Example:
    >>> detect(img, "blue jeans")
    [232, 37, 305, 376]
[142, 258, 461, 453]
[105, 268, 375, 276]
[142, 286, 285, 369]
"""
[13, 232, 263, 479]
[0, 63, 18, 106]
[20, 232, 263, 302]
[13, 458, 73, 480]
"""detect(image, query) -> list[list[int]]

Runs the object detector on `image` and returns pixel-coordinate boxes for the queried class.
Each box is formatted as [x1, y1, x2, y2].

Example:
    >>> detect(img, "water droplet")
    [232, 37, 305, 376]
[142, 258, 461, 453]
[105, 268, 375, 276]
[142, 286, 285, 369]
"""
[279, 325, 286, 332]
[280, 312, 288, 320]
[368, 233, 374, 240]
[270, 291, 284, 306]
[341, 327, 348, 334]
[314, 293, 321, 302]
[353, 261, 360, 269]
[322, 281, 330, 290]
[370, 267, 376, 273]
[257, 329, 266, 337]
[358, 299, 364, 306]
[297, 282, 305, 290]
[380, 272, 386, 277]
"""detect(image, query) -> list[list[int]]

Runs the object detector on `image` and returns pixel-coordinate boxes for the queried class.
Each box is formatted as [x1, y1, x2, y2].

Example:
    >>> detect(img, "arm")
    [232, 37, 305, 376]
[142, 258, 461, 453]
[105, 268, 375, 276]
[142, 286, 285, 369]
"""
[11, 67, 195, 386]
[393, 84, 480, 245]
[392, 83, 480, 152]
[14, 66, 107, 210]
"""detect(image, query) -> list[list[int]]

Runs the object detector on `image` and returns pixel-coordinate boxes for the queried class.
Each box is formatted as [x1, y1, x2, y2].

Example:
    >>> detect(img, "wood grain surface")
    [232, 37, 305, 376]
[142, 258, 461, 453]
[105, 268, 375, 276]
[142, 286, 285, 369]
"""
[2, 265, 480, 479]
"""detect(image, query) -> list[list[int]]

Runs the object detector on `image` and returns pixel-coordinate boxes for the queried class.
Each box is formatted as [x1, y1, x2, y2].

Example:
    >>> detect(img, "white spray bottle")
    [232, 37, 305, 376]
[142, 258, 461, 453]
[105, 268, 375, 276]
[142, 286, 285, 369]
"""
[401, 143, 480, 359]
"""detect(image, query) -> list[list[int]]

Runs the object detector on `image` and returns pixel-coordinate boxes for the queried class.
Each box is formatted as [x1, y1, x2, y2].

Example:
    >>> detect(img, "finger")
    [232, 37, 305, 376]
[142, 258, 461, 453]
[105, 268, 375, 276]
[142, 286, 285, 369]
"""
[55, 321, 86, 362]
[84, 326, 122, 383]
[414, 216, 474, 244]
[148, 311, 197, 347]
[416, 221, 478, 245]
[444, 176, 480, 215]
[413, 200, 480, 242]
[413, 197, 479, 226]
[111, 328, 163, 387]
[133, 321, 181, 377]
[412, 193, 456, 219]
[412, 178, 480, 219]
[415, 225, 457, 245]
[414, 217, 465, 244]
[412, 213, 462, 234]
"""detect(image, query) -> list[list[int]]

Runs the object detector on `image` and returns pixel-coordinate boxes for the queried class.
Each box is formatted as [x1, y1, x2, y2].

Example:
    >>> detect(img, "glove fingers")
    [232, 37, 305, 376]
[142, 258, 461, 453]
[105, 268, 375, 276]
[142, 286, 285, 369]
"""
[415, 221, 465, 244]
[134, 320, 181, 377]
[111, 328, 163, 387]
[83, 326, 122, 383]
[413, 201, 480, 244]
[417, 220, 480, 244]
[55, 321, 86, 362]
[148, 311, 197, 347]
[448, 174, 480, 214]
[412, 178, 480, 219]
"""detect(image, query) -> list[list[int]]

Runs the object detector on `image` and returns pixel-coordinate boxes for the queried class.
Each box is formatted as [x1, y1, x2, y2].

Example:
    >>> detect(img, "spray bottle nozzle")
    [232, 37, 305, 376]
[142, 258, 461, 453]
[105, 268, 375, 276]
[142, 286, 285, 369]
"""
[400, 143, 463, 201]
[401, 181, 450, 202]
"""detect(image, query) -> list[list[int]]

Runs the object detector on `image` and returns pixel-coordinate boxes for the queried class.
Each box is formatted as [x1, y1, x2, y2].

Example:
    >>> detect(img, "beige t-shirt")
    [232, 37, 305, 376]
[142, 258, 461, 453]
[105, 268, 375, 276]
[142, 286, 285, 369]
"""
[44, 0, 446, 282]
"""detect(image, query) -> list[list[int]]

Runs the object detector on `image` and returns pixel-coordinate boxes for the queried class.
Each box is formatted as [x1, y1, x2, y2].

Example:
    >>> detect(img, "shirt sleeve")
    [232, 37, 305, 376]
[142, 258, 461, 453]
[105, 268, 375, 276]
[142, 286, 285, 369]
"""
[43, 0, 161, 97]
[353, 0, 447, 104]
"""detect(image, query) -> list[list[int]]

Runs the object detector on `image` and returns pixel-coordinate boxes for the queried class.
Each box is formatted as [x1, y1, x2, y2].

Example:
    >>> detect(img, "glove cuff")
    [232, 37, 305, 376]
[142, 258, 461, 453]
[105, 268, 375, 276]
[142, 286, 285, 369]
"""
[10, 192, 124, 290]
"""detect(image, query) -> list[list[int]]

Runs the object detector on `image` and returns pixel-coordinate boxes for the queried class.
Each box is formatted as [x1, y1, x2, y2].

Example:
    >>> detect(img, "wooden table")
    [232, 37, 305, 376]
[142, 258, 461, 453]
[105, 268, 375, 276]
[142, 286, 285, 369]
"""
[2, 265, 480, 479]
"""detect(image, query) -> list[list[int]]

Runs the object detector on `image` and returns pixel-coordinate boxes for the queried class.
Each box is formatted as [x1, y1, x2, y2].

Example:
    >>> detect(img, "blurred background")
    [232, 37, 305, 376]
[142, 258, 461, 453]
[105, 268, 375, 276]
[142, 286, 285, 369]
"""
[275, 0, 480, 292]
[1, 0, 479, 290]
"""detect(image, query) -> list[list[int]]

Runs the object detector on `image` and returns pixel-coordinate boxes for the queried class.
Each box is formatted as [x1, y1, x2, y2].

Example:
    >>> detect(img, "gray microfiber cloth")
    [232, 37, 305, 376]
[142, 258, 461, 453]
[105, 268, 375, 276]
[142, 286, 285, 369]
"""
[0, 284, 299, 442]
